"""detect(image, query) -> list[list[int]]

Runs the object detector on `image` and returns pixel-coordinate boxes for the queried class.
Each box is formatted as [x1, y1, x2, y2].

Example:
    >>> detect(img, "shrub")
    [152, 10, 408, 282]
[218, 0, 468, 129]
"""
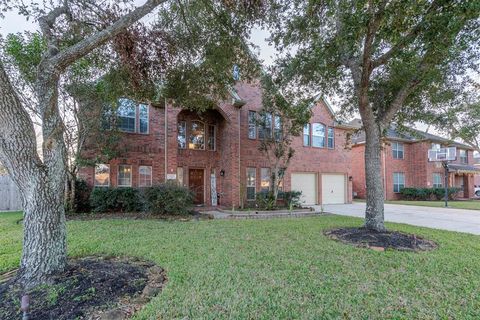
[400, 187, 460, 201]
[255, 191, 277, 210]
[279, 190, 303, 209]
[89, 187, 143, 213]
[143, 182, 194, 215]
[74, 179, 92, 213]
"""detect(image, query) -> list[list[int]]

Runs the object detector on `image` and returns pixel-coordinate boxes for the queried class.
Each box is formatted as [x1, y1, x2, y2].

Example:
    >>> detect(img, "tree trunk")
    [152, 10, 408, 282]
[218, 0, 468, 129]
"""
[363, 123, 386, 231]
[20, 177, 67, 287]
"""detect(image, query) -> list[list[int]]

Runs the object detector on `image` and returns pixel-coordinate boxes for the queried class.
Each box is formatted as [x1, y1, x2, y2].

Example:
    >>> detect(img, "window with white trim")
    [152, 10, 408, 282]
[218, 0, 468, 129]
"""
[118, 165, 132, 187]
[258, 112, 272, 139]
[312, 123, 326, 148]
[117, 98, 136, 133]
[303, 124, 310, 146]
[139, 103, 149, 134]
[94, 164, 110, 187]
[246, 168, 256, 200]
[248, 111, 256, 139]
[433, 173, 443, 188]
[260, 168, 271, 193]
[139, 166, 152, 187]
[393, 172, 405, 193]
[177, 121, 186, 149]
[327, 127, 334, 149]
[392, 142, 404, 159]
[459, 149, 468, 164]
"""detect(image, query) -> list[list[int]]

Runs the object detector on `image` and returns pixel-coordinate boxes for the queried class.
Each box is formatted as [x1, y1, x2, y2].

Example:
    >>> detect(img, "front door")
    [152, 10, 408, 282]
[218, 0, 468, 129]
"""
[189, 169, 204, 204]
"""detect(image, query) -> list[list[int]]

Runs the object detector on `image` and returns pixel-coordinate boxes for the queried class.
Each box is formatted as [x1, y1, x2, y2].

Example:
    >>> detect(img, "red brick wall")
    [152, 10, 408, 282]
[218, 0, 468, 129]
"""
[80, 81, 353, 207]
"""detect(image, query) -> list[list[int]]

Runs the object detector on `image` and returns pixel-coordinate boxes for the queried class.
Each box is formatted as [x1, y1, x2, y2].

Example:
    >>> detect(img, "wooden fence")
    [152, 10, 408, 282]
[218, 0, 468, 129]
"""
[0, 175, 22, 211]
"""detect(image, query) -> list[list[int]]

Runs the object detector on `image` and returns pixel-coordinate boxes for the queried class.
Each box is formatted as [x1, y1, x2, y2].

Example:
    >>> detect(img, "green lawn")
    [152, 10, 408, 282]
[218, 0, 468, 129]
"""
[2, 212, 480, 319]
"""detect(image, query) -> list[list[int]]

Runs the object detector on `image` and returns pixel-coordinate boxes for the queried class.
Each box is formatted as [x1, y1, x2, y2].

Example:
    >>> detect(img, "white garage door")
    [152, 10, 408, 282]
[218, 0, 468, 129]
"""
[322, 174, 346, 204]
[291, 173, 317, 205]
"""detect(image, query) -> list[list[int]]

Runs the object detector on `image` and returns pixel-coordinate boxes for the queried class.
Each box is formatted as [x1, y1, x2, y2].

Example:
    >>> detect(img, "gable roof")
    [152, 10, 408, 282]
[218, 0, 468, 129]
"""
[350, 119, 474, 150]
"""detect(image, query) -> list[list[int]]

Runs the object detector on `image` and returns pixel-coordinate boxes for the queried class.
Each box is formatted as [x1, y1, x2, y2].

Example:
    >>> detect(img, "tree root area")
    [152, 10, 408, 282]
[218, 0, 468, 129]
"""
[325, 227, 438, 252]
[0, 256, 166, 320]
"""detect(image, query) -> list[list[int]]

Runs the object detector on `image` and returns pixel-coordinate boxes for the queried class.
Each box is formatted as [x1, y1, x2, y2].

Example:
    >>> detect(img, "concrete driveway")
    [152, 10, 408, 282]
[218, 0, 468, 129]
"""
[317, 202, 480, 235]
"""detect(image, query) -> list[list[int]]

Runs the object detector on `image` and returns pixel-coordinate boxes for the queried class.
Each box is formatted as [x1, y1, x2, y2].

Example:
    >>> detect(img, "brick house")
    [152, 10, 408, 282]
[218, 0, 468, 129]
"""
[350, 121, 480, 200]
[79, 80, 355, 207]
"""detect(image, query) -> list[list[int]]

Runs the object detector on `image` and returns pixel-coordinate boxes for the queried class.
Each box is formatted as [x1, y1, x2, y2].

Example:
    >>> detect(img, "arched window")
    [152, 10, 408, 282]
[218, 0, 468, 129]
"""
[312, 123, 326, 148]
[189, 121, 205, 150]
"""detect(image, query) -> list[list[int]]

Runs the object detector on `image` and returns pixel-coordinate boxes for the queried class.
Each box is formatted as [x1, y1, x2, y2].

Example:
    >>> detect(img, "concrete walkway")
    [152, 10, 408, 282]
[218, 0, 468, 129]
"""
[317, 202, 480, 235]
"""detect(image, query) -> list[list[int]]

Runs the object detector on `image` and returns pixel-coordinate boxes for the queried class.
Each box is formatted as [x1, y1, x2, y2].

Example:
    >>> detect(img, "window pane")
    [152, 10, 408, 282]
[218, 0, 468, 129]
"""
[246, 168, 256, 200]
[177, 121, 186, 149]
[94, 164, 110, 187]
[117, 98, 136, 132]
[139, 166, 152, 187]
[248, 111, 256, 139]
[312, 123, 325, 147]
[208, 125, 216, 150]
[433, 173, 443, 188]
[260, 168, 270, 192]
[393, 172, 405, 193]
[327, 127, 334, 148]
[259, 112, 272, 139]
[303, 124, 310, 146]
[139, 104, 149, 133]
[118, 165, 132, 187]
[189, 121, 205, 150]
[274, 116, 282, 141]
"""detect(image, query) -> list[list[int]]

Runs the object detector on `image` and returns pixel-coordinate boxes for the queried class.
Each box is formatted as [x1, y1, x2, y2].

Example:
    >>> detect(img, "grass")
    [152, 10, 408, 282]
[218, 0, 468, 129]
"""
[355, 199, 480, 210]
[2, 211, 480, 319]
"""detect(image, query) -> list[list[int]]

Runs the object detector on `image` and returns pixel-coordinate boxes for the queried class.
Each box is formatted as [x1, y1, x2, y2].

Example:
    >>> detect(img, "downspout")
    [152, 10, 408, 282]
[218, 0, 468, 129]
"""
[164, 98, 168, 182]
[238, 107, 241, 208]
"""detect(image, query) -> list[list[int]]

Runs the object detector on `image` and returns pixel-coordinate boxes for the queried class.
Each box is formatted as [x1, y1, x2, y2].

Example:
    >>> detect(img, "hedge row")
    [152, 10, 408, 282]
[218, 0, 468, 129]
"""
[75, 181, 194, 215]
[399, 187, 460, 201]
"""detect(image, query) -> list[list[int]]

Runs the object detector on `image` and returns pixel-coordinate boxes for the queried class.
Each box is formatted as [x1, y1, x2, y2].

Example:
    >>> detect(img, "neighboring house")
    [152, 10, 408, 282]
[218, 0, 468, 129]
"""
[79, 80, 355, 207]
[350, 121, 480, 200]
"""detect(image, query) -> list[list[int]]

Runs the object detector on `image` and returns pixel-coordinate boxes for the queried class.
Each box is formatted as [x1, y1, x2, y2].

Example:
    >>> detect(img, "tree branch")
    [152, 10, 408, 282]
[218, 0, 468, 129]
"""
[51, 0, 167, 71]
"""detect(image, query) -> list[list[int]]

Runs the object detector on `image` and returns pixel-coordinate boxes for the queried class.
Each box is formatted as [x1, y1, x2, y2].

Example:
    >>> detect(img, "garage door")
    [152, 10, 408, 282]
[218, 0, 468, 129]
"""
[291, 173, 317, 205]
[322, 174, 346, 204]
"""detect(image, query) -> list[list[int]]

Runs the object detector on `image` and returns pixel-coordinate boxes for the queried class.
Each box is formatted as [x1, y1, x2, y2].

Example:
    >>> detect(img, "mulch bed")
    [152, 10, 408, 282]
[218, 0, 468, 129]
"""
[0, 256, 166, 320]
[325, 227, 438, 252]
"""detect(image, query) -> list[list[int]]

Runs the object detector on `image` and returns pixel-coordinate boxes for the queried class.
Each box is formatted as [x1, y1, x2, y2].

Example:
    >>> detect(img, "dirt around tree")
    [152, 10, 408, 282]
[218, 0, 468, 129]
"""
[325, 227, 438, 252]
[0, 256, 166, 320]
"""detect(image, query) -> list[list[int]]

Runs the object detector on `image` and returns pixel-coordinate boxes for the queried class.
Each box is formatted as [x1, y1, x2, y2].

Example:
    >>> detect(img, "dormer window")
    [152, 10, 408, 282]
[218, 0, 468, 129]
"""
[459, 149, 468, 164]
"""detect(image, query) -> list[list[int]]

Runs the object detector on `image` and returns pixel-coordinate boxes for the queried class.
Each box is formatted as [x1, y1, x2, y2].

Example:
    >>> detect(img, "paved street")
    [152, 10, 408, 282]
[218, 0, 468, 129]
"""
[318, 202, 480, 235]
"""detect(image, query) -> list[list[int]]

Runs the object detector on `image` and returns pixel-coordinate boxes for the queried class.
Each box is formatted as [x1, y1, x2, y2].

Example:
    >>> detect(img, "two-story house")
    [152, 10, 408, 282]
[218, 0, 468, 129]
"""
[79, 80, 355, 207]
[350, 120, 480, 200]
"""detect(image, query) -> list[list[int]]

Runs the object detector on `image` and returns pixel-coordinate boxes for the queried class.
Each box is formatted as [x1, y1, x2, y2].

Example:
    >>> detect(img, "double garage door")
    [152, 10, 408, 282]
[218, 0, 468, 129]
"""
[291, 173, 346, 205]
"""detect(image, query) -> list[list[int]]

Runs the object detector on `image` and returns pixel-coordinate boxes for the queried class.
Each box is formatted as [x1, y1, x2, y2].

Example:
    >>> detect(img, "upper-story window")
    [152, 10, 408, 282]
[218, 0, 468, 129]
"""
[189, 121, 205, 150]
[248, 111, 256, 139]
[117, 98, 136, 132]
[207, 125, 216, 151]
[327, 127, 334, 149]
[459, 149, 468, 164]
[431, 143, 441, 150]
[178, 121, 187, 149]
[115, 98, 149, 134]
[312, 123, 326, 148]
[139, 104, 149, 134]
[392, 142, 404, 159]
[258, 112, 273, 139]
[274, 116, 282, 141]
[303, 124, 311, 146]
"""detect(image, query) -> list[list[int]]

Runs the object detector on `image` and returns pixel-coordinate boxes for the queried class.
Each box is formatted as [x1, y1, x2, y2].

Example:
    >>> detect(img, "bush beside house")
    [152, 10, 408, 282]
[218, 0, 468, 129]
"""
[79, 181, 193, 215]
[400, 187, 460, 201]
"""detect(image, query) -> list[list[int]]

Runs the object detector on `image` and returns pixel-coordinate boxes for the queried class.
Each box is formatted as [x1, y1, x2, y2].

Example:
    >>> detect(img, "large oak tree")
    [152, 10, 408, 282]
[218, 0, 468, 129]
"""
[266, 0, 480, 231]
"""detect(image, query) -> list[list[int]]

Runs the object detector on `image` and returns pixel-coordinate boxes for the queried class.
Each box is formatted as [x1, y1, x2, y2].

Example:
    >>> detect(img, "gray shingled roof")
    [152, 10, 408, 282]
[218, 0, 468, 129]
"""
[349, 119, 473, 150]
